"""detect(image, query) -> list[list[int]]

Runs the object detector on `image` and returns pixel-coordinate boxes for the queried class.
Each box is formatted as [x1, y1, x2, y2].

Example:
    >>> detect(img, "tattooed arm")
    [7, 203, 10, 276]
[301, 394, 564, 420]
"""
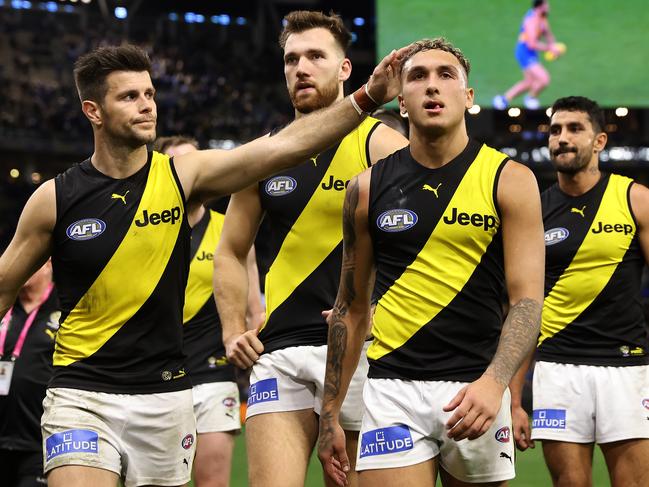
[445, 161, 544, 441]
[318, 171, 376, 487]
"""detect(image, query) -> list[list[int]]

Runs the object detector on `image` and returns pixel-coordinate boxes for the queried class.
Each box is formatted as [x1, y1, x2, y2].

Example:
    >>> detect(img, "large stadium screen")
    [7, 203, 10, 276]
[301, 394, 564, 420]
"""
[376, 0, 649, 108]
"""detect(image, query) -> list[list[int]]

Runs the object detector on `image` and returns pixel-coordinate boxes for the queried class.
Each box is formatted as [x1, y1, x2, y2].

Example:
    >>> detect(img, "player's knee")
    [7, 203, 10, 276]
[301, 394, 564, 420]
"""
[550, 469, 590, 487]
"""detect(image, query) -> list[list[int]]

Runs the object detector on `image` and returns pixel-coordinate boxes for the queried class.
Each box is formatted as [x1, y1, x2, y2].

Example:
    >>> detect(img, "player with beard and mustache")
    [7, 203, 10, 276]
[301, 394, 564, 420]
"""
[214, 10, 408, 487]
[0, 42, 407, 487]
[510, 96, 649, 487]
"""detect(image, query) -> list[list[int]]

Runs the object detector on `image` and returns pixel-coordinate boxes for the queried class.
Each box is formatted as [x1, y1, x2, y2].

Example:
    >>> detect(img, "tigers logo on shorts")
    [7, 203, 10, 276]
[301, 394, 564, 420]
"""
[494, 426, 510, 442]
[642, 399, 649, 410]
[181, 434, 194, 450]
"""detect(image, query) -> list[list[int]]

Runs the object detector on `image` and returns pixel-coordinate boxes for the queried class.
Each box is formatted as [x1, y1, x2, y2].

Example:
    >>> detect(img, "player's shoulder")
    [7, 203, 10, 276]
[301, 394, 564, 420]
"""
[629, 180, 649, 222]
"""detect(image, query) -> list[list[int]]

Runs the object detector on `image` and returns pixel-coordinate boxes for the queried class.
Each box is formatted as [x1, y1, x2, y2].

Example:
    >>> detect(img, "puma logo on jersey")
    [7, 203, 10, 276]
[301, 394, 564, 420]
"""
[111, 190, 129, 205]
[571, 205, 586, 217]
[443, 207, 497, 232]
[591, 222, 633, 235]
[321, 175, 350, 191]
[422, 183, 441, 197]
[134, 207, 181, 227]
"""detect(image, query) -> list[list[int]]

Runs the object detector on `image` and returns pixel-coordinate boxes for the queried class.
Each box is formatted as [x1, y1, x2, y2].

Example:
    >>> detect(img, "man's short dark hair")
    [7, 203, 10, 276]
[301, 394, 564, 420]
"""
[152, 136, 199, 154]
[550, 96, 606, 133]
[533, 0, 546, 8]
[73, 44, 151, 103]
[279, 11, 351, 54]
[399, 37, 471, 79]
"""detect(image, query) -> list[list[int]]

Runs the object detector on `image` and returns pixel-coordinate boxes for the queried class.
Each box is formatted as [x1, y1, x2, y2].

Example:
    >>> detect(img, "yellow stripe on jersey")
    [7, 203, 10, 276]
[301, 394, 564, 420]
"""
[183, 210, 224, 323]
[262, 117, 378, 331]
[54, 152, 185, 365]
[368, 145, 505, 361]
[539, 175, 635, 345]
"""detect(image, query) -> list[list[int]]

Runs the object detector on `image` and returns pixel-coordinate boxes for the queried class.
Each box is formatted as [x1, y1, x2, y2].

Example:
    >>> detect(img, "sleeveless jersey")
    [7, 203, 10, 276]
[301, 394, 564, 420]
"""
[183, 208, 234, 385]
[538, 173, 648, 366]
[367, 140, 509, 382]
[51, 151, 191, 393]
[258, 117, 380, 354]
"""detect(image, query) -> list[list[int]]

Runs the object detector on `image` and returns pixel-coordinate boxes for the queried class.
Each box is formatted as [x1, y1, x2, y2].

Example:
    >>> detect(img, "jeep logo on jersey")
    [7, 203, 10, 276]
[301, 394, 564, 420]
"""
[377, 209, 418, 232]
[443, 207, 497, 232]
[495, 426, 510, 443]
[360, 424, 414, 458]
[591, 222, 633, 235]
[544, 227, 569, 246]
[321, 175, 350, 191]
[265, 176, 297, 196]
[134, 207, 181, 227]
[66, 219, 106, 241]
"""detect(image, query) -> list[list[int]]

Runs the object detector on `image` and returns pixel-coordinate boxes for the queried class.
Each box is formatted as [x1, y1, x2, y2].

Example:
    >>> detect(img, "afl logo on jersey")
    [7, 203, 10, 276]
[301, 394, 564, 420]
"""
[66, 219, 106, 241]
[377, 209, 418, 232]
[265, 176, 297, 196]
[544, 227, 569, 246]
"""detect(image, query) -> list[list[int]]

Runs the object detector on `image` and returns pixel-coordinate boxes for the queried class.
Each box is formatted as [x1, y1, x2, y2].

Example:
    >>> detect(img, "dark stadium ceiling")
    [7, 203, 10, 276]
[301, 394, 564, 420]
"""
[89, 0, 375, 17]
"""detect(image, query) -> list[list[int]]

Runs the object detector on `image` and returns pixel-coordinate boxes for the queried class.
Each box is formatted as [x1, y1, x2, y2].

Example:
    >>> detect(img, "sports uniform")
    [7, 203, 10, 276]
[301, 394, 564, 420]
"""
[42, 152, 196, 486]
[246, 117, 380, 429]
[533, 173, 649, 443]
[357, 140, 515, 482]
[183, 206, 240, 434]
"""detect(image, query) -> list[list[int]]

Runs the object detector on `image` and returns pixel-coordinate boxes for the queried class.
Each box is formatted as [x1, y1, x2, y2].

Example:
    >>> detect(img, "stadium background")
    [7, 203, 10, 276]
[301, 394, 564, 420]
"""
[0, 0, 646, 484]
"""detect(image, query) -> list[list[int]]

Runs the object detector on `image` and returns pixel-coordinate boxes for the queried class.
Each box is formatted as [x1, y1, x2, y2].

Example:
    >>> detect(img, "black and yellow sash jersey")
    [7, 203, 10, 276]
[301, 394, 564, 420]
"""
[538, 173, 648, 366]
[367, 140, 509, 382]
[258, 117, 381, 354]
[183, 208, 234, 385]
[0, 289, 58, 452]
[51, 151, 191, 393]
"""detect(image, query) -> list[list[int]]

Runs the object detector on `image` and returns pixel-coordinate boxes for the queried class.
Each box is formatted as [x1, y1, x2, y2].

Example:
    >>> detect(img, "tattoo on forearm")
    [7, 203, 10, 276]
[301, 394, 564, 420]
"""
[321, 178, 360, 407]
[486, 297, 542, 387]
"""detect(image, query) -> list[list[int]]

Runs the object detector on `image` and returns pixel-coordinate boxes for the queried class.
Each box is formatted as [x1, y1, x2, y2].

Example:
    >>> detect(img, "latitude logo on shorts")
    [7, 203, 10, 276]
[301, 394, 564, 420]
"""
[247, 378, 279, 406]
[532, 409, 566, 429]
[45, 429, 99, 461]
[66, 218, 106, 241]
[495, 426, 510, 443]
[376, 209, 418, 232]
[359, 424, 414, 458]
[265, 176, 297, 196]
[544, 227, 569, 246]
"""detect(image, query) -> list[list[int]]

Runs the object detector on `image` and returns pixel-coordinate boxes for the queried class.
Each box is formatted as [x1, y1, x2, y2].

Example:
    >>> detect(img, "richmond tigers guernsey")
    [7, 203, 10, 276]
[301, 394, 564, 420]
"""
[368, 140, 509, 382]
[183, 207, 234, 384]
[258, 117, 380, 354]
[51, 151, 191, 393]
[538, 173, 648, 366]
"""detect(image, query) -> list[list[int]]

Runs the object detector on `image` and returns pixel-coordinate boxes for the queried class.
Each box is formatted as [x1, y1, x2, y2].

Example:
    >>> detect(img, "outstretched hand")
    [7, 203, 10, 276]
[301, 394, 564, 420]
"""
[366, 45, 412, 105]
